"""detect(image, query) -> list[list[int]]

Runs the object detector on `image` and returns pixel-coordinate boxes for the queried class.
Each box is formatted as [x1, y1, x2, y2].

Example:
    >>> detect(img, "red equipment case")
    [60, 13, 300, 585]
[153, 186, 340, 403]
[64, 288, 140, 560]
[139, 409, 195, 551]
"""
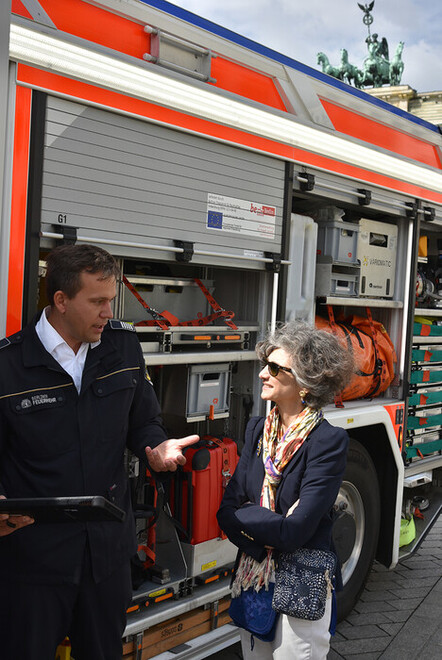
[172, 436, 239, 545]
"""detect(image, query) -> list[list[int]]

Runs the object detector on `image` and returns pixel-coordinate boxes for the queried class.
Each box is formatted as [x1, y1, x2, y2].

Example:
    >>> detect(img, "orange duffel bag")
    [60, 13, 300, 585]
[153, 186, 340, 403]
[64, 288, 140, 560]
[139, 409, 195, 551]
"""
[315, 314, 397, 400]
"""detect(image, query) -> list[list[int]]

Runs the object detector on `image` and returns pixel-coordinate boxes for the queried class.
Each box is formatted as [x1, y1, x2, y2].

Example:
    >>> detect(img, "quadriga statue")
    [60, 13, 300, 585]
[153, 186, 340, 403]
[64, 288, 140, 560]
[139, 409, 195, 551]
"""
[317, 39, 405, 89]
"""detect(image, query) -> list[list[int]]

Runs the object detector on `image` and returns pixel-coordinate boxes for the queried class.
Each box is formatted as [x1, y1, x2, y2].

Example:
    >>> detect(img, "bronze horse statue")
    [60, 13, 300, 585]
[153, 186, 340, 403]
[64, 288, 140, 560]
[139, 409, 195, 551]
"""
[339, 49, 363, 88]
[317, 52, 341, 79]
[389, 41, 405, 85]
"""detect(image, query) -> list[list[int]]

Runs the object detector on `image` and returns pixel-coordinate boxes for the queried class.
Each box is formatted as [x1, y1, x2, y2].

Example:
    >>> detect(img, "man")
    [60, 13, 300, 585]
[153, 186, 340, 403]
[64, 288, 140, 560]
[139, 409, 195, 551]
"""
[0, 244, 198, 659]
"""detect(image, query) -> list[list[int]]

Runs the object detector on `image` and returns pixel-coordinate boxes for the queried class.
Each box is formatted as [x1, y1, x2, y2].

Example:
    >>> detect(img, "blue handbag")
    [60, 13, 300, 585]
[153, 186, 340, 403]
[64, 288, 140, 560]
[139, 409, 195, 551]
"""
[229, 582, 278, 641]
[272, 548, 336, 621]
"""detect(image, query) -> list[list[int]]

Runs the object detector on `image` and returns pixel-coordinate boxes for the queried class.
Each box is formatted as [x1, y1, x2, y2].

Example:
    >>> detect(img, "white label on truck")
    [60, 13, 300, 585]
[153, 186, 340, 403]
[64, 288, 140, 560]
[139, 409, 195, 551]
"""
[244, 249, 265, 259]
[207, 193, 276, 239]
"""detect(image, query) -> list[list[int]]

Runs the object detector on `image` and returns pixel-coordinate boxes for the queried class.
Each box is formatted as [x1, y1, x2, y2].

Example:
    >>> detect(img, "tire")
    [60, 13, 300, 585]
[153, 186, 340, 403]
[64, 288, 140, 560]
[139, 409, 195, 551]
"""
[333, 438, 380, 621]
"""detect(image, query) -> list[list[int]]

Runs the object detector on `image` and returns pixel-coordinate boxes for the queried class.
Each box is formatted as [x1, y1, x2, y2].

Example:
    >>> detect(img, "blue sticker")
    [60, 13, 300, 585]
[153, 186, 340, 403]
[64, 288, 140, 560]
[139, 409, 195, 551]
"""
[207, 211, 223, 229]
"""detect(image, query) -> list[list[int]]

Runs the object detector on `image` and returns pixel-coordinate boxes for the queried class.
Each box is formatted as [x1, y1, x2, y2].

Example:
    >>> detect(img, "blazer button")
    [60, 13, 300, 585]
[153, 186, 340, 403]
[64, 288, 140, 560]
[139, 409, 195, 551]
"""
[97, 388, 103, 394]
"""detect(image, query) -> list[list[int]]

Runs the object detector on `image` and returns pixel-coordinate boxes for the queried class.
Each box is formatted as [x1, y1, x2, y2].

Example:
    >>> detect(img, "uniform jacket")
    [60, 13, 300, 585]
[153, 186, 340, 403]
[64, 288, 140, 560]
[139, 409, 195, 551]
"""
[217, 415, 349, 564]
[0, 314, 167, 584]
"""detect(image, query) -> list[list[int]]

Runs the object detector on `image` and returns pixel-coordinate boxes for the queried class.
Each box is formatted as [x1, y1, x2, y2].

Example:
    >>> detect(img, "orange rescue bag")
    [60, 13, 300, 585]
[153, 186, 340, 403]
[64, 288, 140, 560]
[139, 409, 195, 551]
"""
[315, 314, 397, 400]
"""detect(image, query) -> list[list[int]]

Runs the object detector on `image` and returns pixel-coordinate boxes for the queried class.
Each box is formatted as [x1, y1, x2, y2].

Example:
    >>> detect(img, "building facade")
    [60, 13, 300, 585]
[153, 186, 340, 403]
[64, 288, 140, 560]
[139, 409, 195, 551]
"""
[365, 85, 442, 127]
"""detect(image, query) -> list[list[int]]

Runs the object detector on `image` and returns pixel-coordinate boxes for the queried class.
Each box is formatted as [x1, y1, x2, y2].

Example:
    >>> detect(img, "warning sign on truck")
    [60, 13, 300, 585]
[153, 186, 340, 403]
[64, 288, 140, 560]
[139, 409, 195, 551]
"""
[207, 193, 276, 239]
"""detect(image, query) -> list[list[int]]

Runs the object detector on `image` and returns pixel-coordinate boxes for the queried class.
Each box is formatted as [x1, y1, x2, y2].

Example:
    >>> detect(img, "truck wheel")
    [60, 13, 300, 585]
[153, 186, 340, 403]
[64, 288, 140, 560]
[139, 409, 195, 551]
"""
[332, 438, 380, 621]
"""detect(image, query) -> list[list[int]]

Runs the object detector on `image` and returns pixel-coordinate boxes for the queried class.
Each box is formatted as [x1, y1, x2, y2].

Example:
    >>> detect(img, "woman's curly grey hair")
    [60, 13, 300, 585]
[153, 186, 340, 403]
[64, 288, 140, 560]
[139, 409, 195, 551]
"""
[256, 320, 355, 409]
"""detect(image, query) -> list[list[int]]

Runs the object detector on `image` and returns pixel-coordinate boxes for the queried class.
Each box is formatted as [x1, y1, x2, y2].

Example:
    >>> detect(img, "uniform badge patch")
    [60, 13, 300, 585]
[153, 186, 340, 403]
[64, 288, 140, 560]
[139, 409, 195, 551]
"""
[14, 392, 64, 412]
[145, 367, 153, 385]
[30, 393, 58, 406]
[108, 320, 135, 332]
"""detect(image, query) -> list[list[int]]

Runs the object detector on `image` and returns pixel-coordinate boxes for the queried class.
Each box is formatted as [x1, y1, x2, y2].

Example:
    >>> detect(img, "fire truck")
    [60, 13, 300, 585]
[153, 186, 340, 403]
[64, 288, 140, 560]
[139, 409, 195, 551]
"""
[2, 1, 442, 658]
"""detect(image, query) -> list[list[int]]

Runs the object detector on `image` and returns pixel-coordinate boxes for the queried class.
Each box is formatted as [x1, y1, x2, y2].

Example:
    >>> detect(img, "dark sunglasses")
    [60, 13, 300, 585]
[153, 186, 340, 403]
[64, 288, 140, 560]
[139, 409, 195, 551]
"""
[260, 359, 294, 378]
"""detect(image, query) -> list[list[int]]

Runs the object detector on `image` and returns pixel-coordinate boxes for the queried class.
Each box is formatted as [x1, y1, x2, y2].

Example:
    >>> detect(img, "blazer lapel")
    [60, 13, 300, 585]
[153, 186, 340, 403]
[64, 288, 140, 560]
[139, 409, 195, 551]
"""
[274, 439, 309, 510]
[249, 451, 265, 500]
[281, 420, 323, 480]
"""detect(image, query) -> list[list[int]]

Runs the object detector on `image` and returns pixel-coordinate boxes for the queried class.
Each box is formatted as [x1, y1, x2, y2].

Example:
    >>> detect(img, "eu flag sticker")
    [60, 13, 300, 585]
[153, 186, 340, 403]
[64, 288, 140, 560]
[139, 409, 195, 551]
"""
[207, 211, 223, 229]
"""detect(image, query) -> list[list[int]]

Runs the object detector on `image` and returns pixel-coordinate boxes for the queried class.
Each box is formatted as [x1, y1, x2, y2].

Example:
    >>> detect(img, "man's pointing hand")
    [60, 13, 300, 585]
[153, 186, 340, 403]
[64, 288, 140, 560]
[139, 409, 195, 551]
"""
[145, 435, 200, 472]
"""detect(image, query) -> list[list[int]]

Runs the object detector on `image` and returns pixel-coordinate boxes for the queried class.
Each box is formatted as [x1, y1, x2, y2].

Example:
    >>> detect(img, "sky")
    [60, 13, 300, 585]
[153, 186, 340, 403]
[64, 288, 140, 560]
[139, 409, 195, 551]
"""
[167, 0, 442, 93]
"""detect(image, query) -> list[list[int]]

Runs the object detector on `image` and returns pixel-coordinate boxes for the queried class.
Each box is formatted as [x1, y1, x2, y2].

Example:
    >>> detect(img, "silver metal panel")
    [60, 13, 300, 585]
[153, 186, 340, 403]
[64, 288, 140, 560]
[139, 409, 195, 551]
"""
[140, 350, 257, 366]
[20, 0, 56, 27]
[294, 169, 442, 222]
[40, 96, 285, 267]
[124, 580, 232, 635]
[149, 625, 240, 660]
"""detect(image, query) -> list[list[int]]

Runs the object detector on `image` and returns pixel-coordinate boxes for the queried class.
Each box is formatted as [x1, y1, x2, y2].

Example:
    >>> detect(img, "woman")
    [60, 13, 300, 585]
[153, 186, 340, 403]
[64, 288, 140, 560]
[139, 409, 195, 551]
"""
[217, 320, 354, 660]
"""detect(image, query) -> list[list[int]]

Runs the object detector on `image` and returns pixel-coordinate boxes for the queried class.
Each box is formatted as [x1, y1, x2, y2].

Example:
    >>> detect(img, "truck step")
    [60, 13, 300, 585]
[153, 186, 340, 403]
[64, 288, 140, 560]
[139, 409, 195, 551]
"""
[123, 597, 232, 660]
[399, 486, 442, 560]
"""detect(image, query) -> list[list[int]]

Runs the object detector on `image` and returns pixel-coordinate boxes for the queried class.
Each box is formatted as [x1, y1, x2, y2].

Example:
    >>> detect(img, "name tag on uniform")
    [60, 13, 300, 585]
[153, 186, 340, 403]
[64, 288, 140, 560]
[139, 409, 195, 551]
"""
[12, 391, 68, 413]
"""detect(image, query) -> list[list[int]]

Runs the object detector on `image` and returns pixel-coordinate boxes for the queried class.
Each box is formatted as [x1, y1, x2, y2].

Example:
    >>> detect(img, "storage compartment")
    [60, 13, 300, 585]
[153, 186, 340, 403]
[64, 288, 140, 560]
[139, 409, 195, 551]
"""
[316, 220, 359, 264]
[121, 275, 215, 326]
[415, 231, 442, 309]
[113, 257, 269, 440]
[160, 363, 231, 423]
[187, 364, 231, 420]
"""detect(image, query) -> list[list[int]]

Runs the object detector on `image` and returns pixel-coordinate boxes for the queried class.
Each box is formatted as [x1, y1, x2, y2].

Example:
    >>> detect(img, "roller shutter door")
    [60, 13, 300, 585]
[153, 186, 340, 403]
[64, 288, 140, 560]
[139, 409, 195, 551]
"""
[40, 96, 285, 268]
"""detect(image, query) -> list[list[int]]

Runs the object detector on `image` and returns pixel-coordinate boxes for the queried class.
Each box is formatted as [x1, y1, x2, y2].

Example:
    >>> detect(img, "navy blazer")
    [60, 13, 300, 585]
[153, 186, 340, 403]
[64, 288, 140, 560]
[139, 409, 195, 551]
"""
[217, 415, 349, 564]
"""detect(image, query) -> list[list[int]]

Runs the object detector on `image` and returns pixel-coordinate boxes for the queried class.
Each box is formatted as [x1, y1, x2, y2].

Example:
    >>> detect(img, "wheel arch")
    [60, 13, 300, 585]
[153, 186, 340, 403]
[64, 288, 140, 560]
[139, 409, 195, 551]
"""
[327, 406, 404, 570]
[347, 420, 402, 569]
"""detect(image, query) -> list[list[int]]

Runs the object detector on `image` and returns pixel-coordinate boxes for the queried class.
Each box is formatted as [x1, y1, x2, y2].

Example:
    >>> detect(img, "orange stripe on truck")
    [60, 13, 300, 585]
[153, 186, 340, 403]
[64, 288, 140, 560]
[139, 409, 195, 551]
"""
[7, 85, 32, 335]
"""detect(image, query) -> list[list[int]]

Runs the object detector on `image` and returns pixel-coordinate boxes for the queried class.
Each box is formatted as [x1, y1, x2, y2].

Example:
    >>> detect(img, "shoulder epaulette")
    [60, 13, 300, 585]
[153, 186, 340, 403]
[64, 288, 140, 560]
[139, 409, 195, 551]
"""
[108, 320, 136, 332]
[0, 331, 23, 349]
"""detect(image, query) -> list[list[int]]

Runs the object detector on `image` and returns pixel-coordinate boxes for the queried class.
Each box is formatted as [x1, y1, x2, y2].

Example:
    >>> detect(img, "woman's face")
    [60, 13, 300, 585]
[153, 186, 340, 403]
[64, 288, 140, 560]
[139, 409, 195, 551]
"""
[259, 348, 303, 408]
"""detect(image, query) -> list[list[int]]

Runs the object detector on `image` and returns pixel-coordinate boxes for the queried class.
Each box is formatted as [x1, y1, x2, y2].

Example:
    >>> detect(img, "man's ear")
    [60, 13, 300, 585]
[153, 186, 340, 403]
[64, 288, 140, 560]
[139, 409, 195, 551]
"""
[53, 290, 67, 314]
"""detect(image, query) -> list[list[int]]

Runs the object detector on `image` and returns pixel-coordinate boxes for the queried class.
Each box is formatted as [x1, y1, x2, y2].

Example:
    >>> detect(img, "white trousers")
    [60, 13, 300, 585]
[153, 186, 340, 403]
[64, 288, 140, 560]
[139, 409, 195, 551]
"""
[240, 596, 332, 660]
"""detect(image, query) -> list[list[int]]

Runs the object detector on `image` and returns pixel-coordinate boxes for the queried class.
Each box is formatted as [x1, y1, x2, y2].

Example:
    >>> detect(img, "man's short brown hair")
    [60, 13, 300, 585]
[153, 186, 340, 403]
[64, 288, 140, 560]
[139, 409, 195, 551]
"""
[45, 244, 120, 305]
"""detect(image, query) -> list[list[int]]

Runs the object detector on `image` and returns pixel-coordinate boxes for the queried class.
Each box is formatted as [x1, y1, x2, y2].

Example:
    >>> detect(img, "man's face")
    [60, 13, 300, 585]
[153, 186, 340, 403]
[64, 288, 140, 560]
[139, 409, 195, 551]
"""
[53, 271, 116, 351]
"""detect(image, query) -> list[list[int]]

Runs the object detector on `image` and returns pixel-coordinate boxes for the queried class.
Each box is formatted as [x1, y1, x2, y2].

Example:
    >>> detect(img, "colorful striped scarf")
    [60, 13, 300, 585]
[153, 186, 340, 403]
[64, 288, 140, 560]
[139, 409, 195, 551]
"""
[232, 405, 323, 596]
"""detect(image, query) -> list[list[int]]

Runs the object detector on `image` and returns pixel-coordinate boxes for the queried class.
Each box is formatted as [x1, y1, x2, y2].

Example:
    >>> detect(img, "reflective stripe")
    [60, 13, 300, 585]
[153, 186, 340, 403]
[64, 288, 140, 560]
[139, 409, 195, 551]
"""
[0, 382, 73, 400]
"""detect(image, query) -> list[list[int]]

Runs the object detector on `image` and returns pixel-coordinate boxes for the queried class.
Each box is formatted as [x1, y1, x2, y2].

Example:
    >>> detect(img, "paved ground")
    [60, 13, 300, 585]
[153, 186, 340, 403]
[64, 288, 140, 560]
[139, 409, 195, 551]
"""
[329, 512, 442, 659]
[210, 513, 442, 659]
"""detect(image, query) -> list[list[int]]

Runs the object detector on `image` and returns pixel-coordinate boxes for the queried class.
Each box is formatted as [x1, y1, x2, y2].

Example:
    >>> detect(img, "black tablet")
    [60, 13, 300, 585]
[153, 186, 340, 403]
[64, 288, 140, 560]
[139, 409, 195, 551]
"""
[0, 495, 125, 523]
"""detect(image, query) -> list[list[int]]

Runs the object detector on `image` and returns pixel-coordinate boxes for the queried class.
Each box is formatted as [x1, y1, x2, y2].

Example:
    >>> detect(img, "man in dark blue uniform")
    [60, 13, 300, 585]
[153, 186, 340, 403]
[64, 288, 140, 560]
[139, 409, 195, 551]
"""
[0, 244, 198, 659]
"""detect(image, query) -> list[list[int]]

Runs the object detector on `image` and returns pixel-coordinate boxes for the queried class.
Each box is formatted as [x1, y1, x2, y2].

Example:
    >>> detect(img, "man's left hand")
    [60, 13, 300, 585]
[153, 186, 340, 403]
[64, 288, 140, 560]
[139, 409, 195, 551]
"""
[145, 435, 199, 472]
